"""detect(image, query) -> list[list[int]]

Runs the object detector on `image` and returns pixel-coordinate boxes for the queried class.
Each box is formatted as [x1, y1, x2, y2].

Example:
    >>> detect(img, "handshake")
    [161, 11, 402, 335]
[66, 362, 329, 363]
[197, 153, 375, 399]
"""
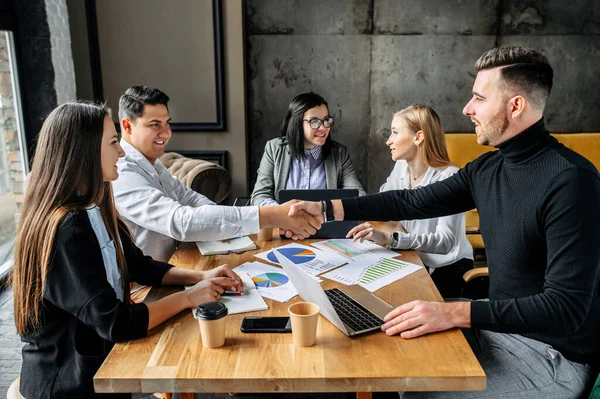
[260, 200, 336, 240]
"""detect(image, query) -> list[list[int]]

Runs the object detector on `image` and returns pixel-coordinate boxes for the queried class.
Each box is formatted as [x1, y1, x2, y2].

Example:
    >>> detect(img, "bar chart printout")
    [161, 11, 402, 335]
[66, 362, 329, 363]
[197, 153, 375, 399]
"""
[322, 256, 422, 292]
[360, 258, 405, 285]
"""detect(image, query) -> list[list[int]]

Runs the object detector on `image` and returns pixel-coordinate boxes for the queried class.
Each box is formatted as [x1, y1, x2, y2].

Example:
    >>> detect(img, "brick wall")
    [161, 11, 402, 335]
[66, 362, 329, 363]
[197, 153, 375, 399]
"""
[0, 32, 24, 232]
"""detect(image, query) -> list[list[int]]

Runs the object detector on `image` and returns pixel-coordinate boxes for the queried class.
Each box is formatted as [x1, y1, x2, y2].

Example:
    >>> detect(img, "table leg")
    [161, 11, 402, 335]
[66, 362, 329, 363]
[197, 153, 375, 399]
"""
[357, 393, 372, 399]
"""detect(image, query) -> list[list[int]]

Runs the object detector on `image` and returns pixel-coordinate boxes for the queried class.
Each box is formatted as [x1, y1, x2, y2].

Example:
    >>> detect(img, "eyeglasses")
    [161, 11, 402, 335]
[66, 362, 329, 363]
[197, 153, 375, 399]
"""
[303, 117, 334, 129]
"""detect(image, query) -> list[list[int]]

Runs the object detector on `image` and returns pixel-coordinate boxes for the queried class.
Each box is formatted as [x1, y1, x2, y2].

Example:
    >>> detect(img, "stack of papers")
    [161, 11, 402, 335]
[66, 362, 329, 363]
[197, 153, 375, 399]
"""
[254, 242, 347, 276]
[196, 236, 257, 255]
[311, 238, 399, 262]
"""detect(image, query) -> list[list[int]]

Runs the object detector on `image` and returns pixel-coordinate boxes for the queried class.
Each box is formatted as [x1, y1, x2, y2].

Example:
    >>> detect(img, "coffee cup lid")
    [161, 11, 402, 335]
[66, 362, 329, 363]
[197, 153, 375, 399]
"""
[194, 301, 228, 320]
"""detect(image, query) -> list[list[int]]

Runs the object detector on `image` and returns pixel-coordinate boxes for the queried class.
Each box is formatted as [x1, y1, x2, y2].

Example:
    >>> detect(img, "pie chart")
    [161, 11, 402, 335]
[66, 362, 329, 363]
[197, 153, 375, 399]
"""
[267, 247, 316, 264]
[252, 273, 289, 288]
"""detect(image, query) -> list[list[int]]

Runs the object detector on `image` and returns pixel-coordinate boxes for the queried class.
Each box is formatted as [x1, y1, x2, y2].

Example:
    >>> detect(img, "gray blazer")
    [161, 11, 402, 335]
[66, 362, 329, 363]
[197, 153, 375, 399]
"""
[250, 138, 366, 206]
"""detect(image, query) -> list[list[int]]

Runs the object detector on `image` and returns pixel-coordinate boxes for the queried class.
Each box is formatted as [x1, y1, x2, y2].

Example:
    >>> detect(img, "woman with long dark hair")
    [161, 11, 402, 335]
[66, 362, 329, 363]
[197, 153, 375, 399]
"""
[250, 92, 365, 206]
[12, 101, 242, 398]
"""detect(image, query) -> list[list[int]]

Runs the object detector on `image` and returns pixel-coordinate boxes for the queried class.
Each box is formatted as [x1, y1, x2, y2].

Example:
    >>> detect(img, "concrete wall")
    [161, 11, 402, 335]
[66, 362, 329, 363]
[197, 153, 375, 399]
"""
[246, 0, 600, 193]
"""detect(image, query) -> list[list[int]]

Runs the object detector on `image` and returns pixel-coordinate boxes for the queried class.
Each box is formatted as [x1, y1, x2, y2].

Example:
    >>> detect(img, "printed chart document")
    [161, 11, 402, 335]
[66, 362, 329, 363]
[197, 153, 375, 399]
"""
[322, 255, 422, 292]
[234, 261, 299, 302]
[311, 238, 399, 262]
[187, 272, 268, 315]
[195, 236, 257, 255]
[254, 242, 347, 276]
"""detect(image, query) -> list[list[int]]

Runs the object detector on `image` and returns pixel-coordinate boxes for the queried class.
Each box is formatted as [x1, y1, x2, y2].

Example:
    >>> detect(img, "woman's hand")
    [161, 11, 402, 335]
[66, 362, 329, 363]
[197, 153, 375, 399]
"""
[346, 222, 393, 245]
[183, 277, 238, 308]
[202, 264, 244, 293]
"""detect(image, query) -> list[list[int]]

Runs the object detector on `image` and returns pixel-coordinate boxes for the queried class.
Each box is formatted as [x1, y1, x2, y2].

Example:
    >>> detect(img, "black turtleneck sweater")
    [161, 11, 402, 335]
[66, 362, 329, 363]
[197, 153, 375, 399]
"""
[343, 119, 600, 364]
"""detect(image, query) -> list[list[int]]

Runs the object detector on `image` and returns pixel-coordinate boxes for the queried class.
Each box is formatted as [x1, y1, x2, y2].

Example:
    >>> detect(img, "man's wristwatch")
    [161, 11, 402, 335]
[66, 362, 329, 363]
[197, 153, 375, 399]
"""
[321, 200, 335, 223]
[389, 232, 400, 249]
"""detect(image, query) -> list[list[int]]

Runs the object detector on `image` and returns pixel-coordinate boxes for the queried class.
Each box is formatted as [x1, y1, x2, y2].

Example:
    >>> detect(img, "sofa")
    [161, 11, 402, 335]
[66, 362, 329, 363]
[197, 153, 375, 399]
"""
[445, 132, 600, 291]
[159, 152, 232, 204]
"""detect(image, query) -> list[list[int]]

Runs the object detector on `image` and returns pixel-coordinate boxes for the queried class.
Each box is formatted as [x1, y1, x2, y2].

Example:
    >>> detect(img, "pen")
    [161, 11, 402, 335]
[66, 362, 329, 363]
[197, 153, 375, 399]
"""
[221, 291, 243, 296]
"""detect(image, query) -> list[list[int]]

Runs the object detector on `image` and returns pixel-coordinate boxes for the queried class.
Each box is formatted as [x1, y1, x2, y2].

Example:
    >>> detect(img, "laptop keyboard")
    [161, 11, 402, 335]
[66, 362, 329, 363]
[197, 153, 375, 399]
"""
[324, 288, 385, 334]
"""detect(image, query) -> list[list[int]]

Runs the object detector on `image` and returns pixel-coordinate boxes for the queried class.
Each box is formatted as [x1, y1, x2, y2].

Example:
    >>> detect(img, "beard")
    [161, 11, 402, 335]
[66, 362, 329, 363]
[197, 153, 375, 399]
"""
[477, 107, 509, 146]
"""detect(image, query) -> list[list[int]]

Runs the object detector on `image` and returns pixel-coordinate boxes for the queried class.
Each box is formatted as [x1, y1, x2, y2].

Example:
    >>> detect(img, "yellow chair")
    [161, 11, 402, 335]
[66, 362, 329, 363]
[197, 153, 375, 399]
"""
[446, 132, 600, 297]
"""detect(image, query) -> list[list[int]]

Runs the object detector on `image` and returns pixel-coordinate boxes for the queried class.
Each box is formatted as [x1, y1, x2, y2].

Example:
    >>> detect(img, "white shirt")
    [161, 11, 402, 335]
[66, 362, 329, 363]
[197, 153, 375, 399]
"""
[112, 140, 260, 262]
[86, 205, 124, 301]
[380, 160, 473, 269]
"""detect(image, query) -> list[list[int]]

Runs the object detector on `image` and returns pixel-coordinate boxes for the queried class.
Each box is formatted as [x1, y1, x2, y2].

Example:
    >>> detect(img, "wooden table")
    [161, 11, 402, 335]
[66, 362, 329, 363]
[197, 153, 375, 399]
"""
[94, 224, 485, 397]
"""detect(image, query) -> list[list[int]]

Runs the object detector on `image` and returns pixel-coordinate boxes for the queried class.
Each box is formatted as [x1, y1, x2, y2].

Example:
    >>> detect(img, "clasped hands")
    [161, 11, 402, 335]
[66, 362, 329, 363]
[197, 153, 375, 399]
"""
[272, 200, 325, 240]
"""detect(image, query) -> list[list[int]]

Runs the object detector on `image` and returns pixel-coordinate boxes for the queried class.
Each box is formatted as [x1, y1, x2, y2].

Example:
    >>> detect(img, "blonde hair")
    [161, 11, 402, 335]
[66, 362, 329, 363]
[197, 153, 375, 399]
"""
[394, 104, 450, 168]
[12, 102, 132, 335]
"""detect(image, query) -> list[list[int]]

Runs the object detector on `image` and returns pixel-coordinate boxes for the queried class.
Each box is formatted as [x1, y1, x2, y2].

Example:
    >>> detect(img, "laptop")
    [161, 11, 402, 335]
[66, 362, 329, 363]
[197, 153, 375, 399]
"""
[272, 249, 394, 336]
[278, 189, 359, 238]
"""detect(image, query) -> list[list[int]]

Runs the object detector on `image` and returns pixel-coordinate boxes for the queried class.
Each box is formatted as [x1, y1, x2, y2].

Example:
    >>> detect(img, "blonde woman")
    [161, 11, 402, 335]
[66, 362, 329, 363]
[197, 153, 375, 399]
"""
[348, 104, 473, 297]
[12, 102, 242, 398]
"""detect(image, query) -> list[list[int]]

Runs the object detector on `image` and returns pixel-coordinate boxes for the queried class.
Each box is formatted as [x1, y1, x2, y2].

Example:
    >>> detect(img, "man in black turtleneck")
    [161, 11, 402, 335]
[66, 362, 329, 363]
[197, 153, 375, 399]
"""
[290, 46, 599, 398]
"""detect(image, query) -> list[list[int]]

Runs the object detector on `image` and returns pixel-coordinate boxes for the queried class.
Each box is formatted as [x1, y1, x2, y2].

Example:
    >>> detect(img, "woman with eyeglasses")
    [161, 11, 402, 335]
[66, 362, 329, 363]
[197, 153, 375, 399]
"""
[347, 104, 473, 298]
[250, 91, 365, 207]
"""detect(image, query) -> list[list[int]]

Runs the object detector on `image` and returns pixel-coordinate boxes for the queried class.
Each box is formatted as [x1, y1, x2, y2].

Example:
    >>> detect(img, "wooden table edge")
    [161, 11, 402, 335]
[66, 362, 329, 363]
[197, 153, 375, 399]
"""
[94, 375, 486, 393]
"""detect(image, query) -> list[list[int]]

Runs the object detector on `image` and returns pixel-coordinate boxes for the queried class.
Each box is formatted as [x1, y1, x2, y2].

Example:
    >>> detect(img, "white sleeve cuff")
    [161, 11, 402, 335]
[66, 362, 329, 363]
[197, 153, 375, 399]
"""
[240, 206, 261, 236]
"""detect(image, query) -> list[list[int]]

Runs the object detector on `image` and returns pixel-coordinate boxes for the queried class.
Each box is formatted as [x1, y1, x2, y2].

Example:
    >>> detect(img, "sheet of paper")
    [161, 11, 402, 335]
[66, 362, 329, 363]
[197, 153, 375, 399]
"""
[311, 238, 399, 262]
[187, 272, 268, 315]
[254, 242, 347, 276]
[234, 261, 299, 302]
[321, 255, 422, 292]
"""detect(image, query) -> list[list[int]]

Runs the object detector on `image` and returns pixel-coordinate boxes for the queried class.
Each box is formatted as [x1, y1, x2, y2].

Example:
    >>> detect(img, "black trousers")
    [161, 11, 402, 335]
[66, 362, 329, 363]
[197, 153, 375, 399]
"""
[429, 257, 474, 298]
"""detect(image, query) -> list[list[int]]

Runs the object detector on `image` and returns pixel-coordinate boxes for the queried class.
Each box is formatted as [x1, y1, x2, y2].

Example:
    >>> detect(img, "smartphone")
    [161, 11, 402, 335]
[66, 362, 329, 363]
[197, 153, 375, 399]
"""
[240, 316, 292, 333]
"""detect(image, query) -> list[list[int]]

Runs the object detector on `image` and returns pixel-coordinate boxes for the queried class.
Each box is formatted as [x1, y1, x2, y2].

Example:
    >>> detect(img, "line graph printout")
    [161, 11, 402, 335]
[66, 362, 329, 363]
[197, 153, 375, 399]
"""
[322, 255, 422, 292]
[311, 239, 399, 262]
[254, 243, 347, 276]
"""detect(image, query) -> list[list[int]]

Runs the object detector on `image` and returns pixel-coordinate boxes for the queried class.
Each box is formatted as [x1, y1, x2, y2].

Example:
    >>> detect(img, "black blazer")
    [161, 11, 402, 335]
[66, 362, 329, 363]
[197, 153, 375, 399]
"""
[19, 210, 172, 399]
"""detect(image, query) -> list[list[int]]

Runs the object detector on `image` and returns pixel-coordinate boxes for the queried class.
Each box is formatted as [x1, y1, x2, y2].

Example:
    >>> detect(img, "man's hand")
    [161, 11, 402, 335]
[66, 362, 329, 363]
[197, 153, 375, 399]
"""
[203, 264, 244, 293]
[288, 200, 324, 221]
[381, 300, 471, 338]
[347, 222, 392, 245]
[260, 201, 322, 239]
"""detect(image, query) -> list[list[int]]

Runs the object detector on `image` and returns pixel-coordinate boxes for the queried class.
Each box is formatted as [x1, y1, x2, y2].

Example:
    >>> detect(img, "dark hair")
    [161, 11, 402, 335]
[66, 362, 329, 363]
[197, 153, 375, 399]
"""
[475, 46, 553, 110]
[279, 91, 332, 160]
[14, 101, 132, 334]
[118, 85, 170, 122]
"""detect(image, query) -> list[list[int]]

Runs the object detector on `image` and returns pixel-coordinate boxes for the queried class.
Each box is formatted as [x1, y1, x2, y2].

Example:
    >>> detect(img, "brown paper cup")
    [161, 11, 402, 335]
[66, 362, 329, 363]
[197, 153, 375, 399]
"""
[288, 302, 320, 347]
[258, 227, 274, 242]
[198, 317, 226, 348]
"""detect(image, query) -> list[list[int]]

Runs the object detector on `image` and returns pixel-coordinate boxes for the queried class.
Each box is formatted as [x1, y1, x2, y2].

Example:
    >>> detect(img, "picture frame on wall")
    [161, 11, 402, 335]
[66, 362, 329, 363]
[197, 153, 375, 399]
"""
[85, 0, 226, 131]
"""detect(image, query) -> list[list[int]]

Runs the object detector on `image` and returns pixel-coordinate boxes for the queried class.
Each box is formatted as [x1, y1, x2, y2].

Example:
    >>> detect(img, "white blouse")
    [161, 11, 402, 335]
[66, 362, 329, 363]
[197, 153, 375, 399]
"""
[86, 205, 124, 301]
[380, 160, 473, 269]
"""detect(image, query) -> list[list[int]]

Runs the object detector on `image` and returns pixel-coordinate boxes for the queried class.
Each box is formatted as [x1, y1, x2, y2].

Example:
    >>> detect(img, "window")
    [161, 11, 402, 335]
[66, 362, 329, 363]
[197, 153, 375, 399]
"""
[0, 31, 28, 279]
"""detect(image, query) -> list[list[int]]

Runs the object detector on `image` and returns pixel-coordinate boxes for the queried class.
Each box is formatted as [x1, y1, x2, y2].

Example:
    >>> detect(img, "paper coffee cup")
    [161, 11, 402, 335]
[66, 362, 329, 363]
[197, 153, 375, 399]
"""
[195, 302, 228, 348]
[288, 302, 320, 347]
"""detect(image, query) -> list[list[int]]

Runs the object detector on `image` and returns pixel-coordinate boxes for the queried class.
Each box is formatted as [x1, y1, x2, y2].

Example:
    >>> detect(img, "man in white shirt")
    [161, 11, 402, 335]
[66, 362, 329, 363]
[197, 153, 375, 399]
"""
[112, 86, 320, 262]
